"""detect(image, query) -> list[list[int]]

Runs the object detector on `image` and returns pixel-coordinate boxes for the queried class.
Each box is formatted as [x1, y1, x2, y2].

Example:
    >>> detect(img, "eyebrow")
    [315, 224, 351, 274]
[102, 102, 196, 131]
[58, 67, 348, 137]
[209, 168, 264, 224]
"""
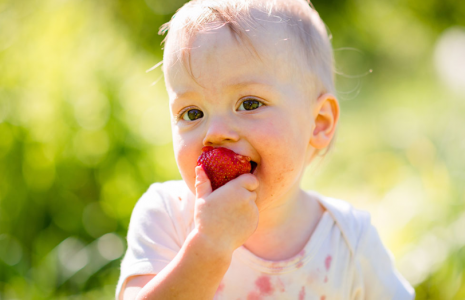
[173, 79, 274, 100]
[173, 90, 200, 101]
[225, 80, 274, 91]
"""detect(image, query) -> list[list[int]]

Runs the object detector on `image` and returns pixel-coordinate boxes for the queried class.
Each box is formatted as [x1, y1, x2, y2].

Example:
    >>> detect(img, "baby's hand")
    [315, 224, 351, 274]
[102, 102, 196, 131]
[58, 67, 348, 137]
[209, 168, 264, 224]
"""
[193, 166, 259, 256]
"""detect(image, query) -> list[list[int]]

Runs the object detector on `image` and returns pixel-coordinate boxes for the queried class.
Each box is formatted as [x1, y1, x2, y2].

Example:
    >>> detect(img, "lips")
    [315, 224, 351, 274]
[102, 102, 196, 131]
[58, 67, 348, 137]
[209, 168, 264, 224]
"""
[197, 146, 257, 190]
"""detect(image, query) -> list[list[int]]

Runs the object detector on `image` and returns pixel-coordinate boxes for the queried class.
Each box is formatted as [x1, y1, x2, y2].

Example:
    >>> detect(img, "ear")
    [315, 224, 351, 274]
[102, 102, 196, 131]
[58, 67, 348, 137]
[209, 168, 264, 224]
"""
[309, 93, 340, 149]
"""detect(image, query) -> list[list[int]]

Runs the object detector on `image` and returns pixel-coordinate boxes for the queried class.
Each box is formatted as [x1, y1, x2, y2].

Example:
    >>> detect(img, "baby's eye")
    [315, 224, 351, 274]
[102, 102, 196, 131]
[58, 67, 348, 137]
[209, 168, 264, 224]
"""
[182, 109, 204, 121]
[238, 99, 263, 111]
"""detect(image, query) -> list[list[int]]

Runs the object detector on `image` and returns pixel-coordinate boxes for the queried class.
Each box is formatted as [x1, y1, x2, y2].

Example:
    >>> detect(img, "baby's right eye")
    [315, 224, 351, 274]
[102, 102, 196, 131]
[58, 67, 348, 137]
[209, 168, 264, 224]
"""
[182, 108, 204, 121]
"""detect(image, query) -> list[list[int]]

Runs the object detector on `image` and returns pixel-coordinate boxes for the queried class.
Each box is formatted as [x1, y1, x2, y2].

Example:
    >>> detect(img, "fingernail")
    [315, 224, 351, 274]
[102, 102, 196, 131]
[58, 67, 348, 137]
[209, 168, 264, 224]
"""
[195, 166, 203, 179]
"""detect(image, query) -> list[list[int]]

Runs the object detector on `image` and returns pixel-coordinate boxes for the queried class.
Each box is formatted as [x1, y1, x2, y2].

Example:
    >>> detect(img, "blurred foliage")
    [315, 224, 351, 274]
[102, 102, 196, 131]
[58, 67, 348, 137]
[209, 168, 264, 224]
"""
[0, 0, 464, 299]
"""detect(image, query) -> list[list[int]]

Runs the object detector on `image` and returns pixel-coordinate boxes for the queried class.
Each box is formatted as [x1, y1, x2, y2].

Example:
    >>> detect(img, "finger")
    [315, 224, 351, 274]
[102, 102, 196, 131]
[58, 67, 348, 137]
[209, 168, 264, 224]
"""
[195, 166, 212, 199]
[234, 173, 259, 191]
[249, 191, 257, 203]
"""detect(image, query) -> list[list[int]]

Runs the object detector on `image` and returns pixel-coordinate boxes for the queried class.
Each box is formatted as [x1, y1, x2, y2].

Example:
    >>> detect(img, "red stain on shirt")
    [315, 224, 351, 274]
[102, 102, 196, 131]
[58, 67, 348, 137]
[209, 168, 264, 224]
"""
[216, 282, 225, 293]
[299, 286, 306, 300]
[247, 291, 261, 300]
[325, 255, 332, 271]
[296, 261, 304, 268]
[178, 196, 182, 201]
[324, 275, 328, 283]
[320, 296, 326, 300]
[255, 276, 274, 295]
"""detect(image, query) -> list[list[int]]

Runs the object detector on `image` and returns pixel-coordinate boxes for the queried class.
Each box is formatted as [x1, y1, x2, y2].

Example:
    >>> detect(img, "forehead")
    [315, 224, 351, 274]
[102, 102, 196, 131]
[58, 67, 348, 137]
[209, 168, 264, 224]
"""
[163, 22, 313, 96]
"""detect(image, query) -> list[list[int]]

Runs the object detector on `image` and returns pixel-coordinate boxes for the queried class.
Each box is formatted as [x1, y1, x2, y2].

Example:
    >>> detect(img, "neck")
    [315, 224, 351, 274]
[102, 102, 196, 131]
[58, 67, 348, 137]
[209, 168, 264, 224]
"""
[242, 187, 324, 261]
[255, 186, 303, 232]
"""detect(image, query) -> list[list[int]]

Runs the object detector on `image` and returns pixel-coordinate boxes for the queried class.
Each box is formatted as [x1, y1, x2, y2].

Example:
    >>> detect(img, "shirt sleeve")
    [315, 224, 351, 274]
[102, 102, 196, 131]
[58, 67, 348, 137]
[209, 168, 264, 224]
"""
[354, 218, 415, 300]
[115, 182, 194, 299]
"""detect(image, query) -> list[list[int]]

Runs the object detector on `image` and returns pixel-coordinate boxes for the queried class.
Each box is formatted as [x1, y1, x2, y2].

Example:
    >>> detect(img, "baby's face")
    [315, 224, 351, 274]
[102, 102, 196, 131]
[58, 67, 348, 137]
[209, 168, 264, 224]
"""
[164, 25, 318, 208]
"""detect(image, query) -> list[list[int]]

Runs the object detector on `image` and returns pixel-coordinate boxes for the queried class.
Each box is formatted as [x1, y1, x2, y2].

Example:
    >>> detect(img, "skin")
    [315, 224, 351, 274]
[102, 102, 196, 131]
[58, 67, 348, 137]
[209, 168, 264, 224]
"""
[121, 20, 339, 300]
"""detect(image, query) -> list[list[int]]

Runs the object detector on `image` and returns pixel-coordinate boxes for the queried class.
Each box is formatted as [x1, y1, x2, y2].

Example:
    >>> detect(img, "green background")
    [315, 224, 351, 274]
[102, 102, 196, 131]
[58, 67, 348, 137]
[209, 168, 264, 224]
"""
[1, 0, 464, 299]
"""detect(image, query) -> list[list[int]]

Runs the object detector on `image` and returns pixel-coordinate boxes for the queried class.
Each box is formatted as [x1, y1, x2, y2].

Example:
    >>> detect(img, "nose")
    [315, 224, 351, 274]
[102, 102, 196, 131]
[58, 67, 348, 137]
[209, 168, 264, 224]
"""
[203, 116, 240, 146]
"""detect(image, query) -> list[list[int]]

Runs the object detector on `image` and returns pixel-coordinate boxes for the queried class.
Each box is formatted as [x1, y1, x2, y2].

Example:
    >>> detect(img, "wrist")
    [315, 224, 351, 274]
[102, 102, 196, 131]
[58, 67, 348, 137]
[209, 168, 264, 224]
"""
[186, 229, 234, 266]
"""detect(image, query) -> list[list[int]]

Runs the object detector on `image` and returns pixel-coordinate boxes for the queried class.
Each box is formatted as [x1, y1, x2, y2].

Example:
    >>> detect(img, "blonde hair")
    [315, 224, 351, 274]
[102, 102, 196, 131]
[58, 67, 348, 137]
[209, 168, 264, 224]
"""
[159, 0, 336, 156]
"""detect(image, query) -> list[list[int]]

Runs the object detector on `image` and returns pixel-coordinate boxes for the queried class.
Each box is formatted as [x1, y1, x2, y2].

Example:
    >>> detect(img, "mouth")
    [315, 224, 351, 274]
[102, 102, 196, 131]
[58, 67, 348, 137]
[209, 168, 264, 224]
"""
[250, 161, 258, 174]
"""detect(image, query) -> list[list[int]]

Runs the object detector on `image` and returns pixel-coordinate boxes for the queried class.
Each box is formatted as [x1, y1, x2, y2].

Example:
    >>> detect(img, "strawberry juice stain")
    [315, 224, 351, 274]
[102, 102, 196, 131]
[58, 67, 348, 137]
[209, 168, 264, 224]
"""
[255, 276, 274, 295]
[325, 255, 332, 271]
[299, 286, 306, 300]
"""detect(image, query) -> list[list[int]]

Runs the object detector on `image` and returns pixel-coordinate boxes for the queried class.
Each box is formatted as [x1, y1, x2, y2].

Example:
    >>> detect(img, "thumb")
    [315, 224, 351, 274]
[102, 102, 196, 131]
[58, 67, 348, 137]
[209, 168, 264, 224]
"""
[195, 166, 212, 199]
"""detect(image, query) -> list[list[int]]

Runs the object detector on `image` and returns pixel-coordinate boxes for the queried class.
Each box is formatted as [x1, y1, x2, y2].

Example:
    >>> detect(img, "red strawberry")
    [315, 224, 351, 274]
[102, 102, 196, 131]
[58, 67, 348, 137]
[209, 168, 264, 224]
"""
[197, 146, 253, 191]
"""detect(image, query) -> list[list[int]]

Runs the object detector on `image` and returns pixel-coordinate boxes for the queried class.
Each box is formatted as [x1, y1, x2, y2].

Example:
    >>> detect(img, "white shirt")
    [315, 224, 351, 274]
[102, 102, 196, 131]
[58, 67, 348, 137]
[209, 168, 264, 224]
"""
[116, 180, 415, 299]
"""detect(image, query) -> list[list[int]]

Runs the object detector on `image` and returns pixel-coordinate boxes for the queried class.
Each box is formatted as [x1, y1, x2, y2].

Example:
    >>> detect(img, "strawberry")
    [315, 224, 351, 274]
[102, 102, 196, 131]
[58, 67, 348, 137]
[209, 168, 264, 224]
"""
[197, 146, 253, 191]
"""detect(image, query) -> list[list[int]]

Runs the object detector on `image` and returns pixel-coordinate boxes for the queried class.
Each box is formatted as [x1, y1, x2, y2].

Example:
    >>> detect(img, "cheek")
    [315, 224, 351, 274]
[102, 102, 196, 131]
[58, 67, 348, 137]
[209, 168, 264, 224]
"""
[253, 117, 308, 158]
[251, 117, 308, 182]
[173, 133, 201, 192]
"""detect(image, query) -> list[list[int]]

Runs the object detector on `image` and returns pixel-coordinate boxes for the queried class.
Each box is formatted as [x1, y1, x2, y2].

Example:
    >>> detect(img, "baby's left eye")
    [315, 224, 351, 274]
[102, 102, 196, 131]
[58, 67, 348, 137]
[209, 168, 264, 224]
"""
[238, 99, 263, 111]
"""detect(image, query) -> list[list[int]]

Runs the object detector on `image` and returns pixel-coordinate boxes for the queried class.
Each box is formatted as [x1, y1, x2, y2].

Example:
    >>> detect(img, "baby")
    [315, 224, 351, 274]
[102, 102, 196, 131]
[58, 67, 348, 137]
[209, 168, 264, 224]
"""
[117, 0, 415, 299]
